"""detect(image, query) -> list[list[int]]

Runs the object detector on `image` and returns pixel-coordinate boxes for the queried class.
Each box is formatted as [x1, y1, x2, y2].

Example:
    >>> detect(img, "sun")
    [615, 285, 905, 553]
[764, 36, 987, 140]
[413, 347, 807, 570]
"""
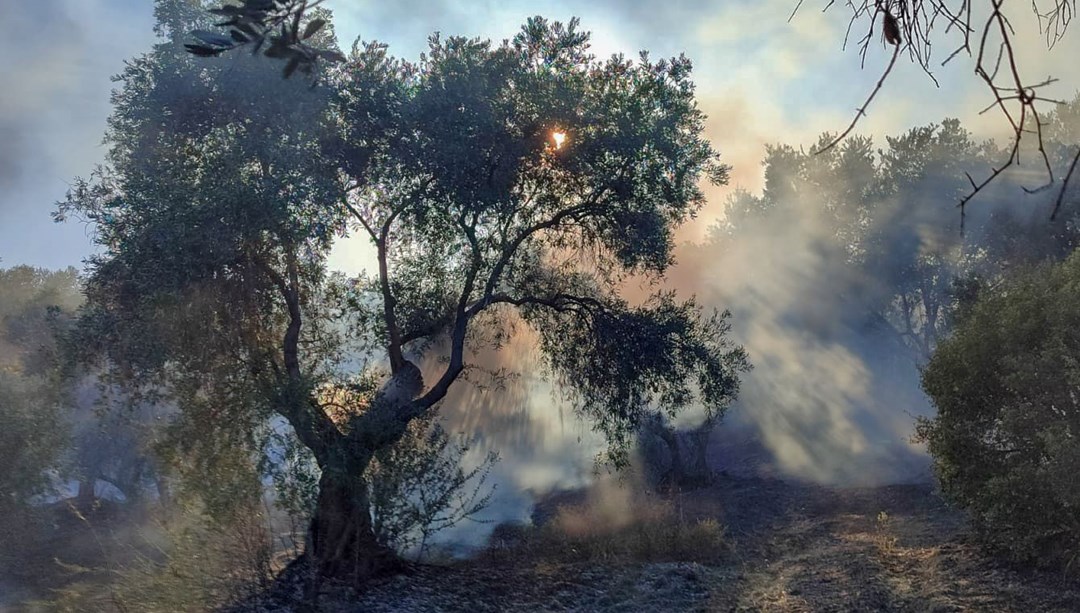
[552, 130, 567, 150]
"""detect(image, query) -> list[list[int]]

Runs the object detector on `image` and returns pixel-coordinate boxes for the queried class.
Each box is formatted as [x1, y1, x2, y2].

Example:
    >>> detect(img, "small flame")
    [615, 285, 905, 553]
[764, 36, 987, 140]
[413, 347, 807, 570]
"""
[552, 131, 567, 150]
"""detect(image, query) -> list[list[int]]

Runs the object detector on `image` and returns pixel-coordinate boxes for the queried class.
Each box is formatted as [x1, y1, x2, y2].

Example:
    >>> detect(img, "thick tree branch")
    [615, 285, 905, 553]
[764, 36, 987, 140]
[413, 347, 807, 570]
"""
[468, 291, 606, 319]
[253, 252, 340, 466]
[413, 212, 484, 411]
[400, 319, 453, 345]
[377, 206, 406, 373]
[373, 181, 434, 372]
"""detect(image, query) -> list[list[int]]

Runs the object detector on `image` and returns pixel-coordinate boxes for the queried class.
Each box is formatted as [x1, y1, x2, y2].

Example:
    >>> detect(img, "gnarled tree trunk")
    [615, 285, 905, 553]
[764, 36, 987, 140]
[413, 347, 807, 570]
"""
[307, 467, 400, 584]
[302, 363, 425, 585]
[680, 421, 714, 487]
[640, 414, 717, 492]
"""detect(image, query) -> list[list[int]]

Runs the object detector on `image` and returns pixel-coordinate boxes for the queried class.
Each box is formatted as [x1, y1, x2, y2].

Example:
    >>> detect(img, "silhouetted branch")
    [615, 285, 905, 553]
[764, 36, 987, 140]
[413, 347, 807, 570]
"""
[187, 0, 344, 79]
[794, 0, 1079, 217]
[816, 42, 901, 154]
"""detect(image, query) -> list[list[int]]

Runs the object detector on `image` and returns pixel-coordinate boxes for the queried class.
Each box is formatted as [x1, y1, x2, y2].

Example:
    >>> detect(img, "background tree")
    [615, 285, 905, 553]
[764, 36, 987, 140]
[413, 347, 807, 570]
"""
[60, 7, 748, 585]
[0, 268, 171, 511]
[795, 0, 1080, 216]
[708, 102, 1080, 365]
[638, 411, 719, 491]
[0, 266, 81, 510]
[0, 266, 80, 585]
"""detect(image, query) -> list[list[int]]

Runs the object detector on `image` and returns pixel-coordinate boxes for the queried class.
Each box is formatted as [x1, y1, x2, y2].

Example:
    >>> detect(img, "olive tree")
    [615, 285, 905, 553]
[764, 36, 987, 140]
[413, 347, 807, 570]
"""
[0, 266, 81, 511]
[60, 8, 747, 584]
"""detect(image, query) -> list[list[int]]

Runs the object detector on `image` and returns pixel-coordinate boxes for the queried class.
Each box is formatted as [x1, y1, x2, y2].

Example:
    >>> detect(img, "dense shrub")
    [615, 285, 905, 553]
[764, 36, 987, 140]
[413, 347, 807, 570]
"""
[918, 252, 1080, 569]
[44, 502, 277, 613]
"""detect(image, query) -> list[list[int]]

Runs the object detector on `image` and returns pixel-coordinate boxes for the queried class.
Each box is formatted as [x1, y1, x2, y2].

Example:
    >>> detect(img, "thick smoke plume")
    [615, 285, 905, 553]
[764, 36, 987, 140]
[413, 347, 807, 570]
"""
[679, 191, 934, 485]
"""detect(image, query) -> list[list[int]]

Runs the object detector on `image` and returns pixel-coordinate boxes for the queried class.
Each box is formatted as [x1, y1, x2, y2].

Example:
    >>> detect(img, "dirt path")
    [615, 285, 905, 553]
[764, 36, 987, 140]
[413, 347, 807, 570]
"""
[702, 481, 1080, 612]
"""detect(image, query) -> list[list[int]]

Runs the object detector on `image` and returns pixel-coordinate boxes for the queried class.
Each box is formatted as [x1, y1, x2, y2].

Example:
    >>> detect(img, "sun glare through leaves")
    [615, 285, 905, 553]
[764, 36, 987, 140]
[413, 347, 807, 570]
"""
[552, 131, 567, 150]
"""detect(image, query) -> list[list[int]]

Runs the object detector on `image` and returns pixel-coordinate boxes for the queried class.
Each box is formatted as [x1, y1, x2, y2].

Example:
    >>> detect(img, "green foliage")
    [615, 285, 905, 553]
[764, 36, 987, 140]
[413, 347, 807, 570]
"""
[57, 0, 349, 473]
[0, 374, 65, 513]
[530, 293, 746, 466]
[918, 252, 1080, 569]
[0, 266, 81, 514]
[0, 266, 172, 508]
[185, 1, 345, 78]
[0, 266, 82, 374]
[0, 371, 66, 513]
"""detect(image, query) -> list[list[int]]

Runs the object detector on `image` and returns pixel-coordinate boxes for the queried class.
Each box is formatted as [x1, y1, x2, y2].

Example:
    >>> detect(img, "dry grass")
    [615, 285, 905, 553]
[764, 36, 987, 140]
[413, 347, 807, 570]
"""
[101, 508, 276, 613]
[875, 510, 899, 555]
[304, 479, 1080, 612]
[487, 485, 728, 566]
[6, 500, 282, 613]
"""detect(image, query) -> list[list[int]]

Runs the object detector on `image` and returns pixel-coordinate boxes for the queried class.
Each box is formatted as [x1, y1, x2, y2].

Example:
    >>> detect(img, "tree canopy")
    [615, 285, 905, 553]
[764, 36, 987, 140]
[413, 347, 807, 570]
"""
[188, 1, 1080, 215]
[708, 96, 1080, 366]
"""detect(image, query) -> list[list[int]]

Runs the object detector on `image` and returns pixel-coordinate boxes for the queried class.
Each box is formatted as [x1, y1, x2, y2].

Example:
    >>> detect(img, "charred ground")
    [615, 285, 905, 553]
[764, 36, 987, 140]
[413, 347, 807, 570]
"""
[228, 475, 1080, 612]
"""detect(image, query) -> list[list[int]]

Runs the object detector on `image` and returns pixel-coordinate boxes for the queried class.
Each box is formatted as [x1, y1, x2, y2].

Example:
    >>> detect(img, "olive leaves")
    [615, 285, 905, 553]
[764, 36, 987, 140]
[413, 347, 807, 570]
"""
[186, 0, 345, 79]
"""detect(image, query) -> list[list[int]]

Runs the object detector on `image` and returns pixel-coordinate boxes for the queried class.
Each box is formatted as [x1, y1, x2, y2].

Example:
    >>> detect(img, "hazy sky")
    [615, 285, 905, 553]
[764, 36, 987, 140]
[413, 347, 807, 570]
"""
[2, 0, 1078, 271]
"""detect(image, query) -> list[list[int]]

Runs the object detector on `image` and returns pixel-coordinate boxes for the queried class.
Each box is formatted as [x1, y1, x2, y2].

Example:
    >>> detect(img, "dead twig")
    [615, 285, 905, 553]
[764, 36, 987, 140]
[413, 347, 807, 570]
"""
[816, 42, 902, 154]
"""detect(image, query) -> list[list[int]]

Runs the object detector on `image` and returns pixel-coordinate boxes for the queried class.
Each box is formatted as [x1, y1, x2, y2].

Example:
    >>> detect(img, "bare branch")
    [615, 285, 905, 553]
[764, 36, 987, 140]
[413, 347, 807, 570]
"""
[816, 42, 902, 154]
[1053, 146, 1080, 219]
[793, 0, 1078, 217]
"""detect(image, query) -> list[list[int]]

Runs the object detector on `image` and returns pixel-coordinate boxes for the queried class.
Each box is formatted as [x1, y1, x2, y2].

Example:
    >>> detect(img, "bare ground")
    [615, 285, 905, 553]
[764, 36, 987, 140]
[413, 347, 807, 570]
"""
[301, 477, 1080, 612]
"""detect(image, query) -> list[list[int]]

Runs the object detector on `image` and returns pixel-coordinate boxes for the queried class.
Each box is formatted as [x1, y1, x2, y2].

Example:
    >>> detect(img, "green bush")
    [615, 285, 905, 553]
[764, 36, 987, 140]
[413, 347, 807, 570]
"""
[918, 251, 1080, 569]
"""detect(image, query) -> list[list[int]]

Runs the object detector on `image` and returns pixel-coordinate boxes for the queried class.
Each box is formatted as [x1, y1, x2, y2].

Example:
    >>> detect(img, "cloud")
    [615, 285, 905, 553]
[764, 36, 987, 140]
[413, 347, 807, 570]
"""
[0, 2, 83, 191]
[0, 0, 154, 268]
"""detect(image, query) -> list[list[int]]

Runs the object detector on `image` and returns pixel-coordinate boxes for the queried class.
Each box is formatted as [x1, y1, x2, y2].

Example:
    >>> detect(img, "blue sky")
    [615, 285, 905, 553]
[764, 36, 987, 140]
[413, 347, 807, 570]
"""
[2, 0, 1078, 271]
